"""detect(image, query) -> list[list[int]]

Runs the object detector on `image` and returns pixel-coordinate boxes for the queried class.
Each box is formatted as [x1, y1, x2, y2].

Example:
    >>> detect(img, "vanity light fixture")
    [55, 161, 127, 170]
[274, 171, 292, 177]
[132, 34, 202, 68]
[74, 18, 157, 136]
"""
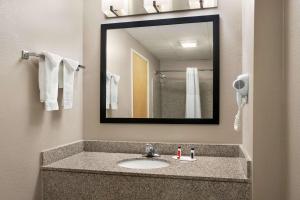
[144, 0, 172, 13]
[102, 0, 129, 17]
[180, 41, 198, 48]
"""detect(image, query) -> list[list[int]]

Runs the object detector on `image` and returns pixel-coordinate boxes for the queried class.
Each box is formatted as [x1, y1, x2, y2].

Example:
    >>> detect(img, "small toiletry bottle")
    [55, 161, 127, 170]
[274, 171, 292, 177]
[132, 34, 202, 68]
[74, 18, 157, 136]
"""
[177, 145, 182, 159]
[190, 147, 195, 159]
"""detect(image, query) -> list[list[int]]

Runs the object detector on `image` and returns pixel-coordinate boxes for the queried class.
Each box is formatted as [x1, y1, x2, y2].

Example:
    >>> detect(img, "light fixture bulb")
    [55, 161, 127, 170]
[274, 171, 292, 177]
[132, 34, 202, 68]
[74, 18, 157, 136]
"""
[102, 0, 129, 17]
[189, 0, 200, 9]
[189, 0, 218, 9]
[204, 0, 218, 7]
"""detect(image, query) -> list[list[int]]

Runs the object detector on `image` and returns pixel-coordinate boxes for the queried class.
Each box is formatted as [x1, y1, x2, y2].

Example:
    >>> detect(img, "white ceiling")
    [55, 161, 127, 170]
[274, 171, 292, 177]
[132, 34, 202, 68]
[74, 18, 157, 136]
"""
[125, 22, 213, 61]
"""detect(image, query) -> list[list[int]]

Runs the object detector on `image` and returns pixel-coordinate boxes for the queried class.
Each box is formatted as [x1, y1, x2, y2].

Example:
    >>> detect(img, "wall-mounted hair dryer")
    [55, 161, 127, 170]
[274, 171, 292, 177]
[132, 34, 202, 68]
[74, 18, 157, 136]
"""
[233, 74, 249, 131]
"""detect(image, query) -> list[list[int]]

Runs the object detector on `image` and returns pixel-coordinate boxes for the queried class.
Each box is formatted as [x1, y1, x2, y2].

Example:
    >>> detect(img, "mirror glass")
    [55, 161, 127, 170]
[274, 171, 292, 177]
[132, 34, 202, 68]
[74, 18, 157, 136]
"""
[102, 0, 218, 18]
[101, 16, 219, 124]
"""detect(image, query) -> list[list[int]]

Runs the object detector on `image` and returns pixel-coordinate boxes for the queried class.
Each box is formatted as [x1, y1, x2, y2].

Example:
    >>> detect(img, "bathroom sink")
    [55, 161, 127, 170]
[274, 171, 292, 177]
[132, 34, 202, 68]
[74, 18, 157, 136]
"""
[118, 158, 169, 169]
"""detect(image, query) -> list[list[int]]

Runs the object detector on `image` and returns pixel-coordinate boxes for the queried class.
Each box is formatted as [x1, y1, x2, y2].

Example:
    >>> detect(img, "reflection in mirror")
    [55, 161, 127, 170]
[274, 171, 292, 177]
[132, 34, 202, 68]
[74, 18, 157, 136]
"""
[104, 19, 216, 121]
[102, 0, 218, 18]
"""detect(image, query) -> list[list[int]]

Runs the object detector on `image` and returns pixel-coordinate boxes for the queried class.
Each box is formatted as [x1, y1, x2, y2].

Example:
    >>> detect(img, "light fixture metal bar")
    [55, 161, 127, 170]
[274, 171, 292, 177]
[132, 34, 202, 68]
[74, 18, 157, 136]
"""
[110, 5, 119, 17]
[156, 69, 213, 73]
[153, 1, 160, 13]
[200, 0, 204, 9]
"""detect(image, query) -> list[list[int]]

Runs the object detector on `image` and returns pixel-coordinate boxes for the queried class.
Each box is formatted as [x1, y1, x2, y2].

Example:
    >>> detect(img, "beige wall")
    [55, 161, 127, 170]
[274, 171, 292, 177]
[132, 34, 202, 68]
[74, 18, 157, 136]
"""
[285, 0, 300, 199]
[107, 29, 159, 118]
[241, 0, 254, 160]
[242, 0, 285, 199]
[0, 0, 83, 200]
[252, 0, 285, 198]
[241, 0, 300, 199]
[241, 0, 254, 197]
[83, 0, 243, 143]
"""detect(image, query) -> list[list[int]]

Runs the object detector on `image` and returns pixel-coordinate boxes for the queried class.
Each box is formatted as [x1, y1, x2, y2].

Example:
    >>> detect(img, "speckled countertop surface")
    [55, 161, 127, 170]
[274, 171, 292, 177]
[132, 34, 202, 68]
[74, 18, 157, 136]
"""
[42, 152, 249, 183]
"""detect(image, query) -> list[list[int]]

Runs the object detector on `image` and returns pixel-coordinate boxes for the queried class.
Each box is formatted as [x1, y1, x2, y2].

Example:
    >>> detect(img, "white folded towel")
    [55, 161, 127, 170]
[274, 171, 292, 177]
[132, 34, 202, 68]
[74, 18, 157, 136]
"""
[62, 58, 79, 109]
[39, 52, 63, 111]
[106, 72, 120, 110]
[106, 72, 112, 109]
[110, 73, 120, 110]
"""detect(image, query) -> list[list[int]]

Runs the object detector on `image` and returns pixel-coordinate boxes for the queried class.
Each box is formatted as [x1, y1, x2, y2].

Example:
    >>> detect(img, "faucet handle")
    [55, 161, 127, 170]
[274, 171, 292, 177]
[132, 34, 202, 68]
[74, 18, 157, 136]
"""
[145, 144, 154, 156]
[144, 144, 160, 157]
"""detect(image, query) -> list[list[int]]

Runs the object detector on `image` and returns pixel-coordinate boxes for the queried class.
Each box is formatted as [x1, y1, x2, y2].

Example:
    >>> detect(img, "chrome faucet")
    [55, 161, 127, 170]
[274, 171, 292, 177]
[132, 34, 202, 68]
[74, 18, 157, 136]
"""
[144, 144, 160, 158]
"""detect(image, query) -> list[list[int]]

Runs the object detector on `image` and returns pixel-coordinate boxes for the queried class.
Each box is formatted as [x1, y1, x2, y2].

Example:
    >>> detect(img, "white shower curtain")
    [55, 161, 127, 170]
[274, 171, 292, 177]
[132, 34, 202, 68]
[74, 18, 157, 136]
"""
[185, 68, 201, 118]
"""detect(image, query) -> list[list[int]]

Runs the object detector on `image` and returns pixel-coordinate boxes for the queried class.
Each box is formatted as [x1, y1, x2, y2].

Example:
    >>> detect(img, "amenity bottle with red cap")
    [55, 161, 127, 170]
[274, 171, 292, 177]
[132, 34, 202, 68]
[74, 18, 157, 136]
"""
[177, 145, 182, 159]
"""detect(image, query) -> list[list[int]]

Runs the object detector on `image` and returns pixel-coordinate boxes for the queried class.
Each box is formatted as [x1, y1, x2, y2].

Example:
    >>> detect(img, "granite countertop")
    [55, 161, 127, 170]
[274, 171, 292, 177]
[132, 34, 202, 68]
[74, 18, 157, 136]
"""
[42, 152, 249, 183]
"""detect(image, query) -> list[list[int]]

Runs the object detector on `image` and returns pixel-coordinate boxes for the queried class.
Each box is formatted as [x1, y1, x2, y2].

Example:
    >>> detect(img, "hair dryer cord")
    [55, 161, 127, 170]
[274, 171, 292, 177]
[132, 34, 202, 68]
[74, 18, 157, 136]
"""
[234, 97, 247, 131]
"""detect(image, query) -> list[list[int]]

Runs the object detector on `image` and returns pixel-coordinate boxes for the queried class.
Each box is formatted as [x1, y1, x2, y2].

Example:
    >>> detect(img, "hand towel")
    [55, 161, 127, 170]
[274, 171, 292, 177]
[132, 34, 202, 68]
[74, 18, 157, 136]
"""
[106, 72, 120, 110]
[62, 58, 79, 109]
[39, 52, 63, 111]
[106, 72, 112, 109]
[185, 67, 201, 118]
[110, 73, 120, 110]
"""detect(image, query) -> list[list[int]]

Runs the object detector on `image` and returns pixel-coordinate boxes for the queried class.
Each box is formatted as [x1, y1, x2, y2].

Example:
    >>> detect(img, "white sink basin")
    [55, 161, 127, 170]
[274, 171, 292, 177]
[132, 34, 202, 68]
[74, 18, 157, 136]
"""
[118, 158, 170, 169]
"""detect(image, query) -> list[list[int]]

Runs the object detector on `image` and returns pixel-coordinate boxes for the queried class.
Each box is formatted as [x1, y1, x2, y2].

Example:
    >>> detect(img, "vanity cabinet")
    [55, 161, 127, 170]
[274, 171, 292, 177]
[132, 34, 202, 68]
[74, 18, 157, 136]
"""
[42, 170, 250, 200]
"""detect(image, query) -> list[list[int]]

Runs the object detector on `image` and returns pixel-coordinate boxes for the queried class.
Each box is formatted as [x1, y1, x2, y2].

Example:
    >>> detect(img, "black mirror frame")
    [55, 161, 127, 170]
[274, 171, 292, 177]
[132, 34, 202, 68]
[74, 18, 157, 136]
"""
[100, 15, 220, 124]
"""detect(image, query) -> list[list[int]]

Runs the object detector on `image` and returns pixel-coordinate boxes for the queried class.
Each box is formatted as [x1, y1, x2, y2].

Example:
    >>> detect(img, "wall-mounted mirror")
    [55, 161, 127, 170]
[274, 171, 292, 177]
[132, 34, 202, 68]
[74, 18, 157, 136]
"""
[101, 15, 219, 124]
[102, 0, 218, 18]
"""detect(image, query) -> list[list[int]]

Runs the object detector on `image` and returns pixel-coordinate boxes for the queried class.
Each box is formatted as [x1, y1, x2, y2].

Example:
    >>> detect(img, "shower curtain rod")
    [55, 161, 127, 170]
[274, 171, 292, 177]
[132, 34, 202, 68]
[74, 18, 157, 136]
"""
[156, 69, 213, 73]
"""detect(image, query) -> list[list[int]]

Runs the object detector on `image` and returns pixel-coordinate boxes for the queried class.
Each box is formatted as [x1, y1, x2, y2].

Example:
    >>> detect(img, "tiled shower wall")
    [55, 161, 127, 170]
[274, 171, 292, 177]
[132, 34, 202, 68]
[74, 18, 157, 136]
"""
[154, 73, 213, 118]
[154, 60, 213, 118]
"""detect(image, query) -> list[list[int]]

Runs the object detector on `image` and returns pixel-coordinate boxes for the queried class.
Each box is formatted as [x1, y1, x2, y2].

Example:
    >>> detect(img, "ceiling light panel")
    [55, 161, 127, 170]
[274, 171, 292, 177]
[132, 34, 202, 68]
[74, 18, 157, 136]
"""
[180, 41, 198, 48]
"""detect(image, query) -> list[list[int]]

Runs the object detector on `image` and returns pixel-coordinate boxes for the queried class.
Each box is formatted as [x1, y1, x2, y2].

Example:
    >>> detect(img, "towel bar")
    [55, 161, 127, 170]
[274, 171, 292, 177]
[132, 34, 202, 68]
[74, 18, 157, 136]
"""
[21, 50, 86, 71]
